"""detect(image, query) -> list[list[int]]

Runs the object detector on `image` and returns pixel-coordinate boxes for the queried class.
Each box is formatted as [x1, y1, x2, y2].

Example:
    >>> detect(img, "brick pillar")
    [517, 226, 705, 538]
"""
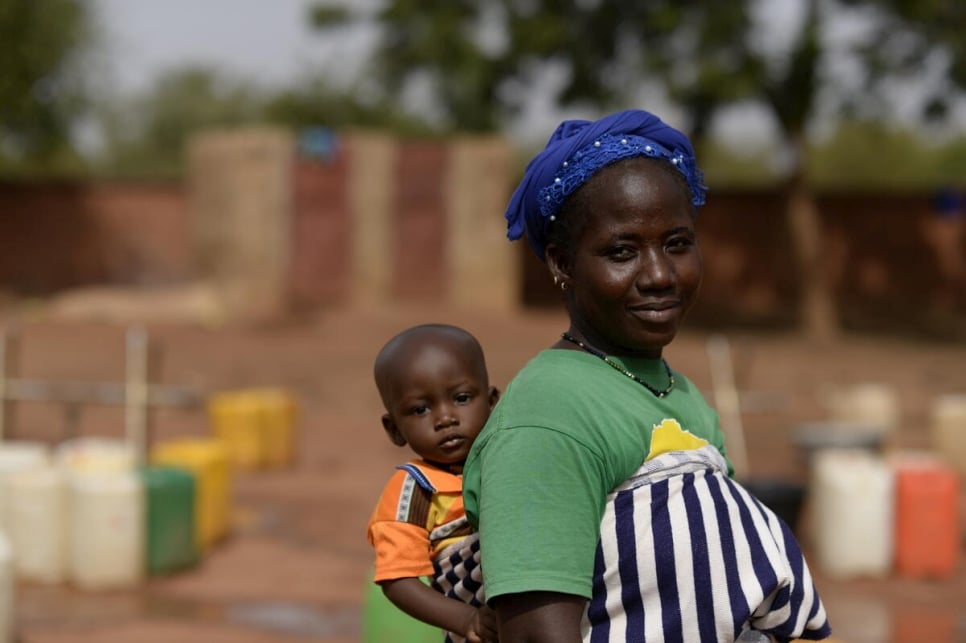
[344, 132, 398, 308]
[392, 141, 448, 302]
[187, 128, 295, 323]
[444, 136, 518, 311]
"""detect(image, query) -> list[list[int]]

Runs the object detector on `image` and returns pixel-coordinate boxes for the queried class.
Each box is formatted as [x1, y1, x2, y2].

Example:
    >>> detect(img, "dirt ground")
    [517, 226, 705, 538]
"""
[3, 304, 966, 643]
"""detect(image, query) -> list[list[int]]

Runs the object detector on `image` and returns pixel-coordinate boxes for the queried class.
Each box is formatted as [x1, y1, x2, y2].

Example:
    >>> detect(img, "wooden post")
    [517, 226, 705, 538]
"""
[0, 327, 19, 442]
[707, 334, 749, 479]
[125, 326, 150, 466]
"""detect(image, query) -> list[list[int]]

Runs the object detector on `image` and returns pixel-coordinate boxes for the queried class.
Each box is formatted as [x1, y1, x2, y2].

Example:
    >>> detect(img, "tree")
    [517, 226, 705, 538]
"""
[310, 0, 966, 340]
[262, 76, 436, 137]
[0, 0, 93, 171]
[309, 0, 513, 132]
[96, 68, 265, 178]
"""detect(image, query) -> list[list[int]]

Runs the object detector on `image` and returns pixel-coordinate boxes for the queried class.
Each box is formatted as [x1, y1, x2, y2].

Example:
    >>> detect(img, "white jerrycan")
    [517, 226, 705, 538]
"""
[7, 466, 67, 584]
[66, 469, 144, 591]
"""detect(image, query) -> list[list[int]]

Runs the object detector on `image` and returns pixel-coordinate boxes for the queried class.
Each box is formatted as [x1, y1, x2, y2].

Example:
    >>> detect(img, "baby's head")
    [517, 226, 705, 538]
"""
[374, 324, 498, 467]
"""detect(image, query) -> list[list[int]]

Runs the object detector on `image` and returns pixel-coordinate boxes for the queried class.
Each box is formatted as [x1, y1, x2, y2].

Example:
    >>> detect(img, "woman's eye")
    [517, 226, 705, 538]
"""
[606, 246, 635, 260]
[667, 236, 694, 251]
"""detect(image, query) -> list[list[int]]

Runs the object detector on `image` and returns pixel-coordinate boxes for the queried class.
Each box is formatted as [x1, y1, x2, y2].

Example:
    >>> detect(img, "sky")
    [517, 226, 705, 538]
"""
[91, 0, 371, 95]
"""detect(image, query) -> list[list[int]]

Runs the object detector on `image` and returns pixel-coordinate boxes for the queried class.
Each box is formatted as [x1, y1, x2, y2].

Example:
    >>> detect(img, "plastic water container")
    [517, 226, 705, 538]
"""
[0, 530, 12, 643]
[824, 382, 899, 436]
[6, 466, 67, 584]
[67, 470, 144, 590]
[811, 449, 894, 578]
[55, 438, 136, 474]
[208, 389, 298, 470]
[208, 391, 266, 469]
[140, 466, 197, 575]
[0, 441, 50, 533]
[891, 452, 961, 579]
[253, 388, 297, 468]
[151, 438, 231, 551]
[930, 393, 966, 475]
[363, 568, 439, 643]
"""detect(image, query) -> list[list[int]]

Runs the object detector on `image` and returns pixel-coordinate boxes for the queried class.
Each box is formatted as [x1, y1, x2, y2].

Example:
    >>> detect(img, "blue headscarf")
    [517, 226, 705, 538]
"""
[504, 109, 706, 261]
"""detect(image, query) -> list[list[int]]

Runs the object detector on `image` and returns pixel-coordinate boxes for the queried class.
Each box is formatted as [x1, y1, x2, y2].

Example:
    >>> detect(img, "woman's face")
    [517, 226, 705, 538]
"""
[547, 158, 702, 358]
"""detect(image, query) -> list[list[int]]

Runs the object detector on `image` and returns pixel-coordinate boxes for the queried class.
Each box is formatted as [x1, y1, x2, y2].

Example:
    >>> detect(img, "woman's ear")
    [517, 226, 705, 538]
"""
[545, 243, 572, 290]
[381, 414, 407, 447]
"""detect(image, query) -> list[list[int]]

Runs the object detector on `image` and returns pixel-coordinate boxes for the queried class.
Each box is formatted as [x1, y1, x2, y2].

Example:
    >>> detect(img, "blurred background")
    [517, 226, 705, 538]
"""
[0, 1, 965, 642]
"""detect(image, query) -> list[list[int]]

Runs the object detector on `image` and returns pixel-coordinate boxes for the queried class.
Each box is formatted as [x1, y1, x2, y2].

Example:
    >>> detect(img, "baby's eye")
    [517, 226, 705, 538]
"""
[454, 392, 473, 404]
[410, 405, 429, 416]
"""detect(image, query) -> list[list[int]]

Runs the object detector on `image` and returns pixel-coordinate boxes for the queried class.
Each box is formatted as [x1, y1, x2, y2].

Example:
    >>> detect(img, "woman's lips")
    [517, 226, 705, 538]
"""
[630, 302, 679, 324]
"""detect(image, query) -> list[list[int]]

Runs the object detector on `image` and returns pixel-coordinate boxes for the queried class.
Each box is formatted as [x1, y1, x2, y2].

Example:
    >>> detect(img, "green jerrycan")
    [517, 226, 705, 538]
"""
[140, 466, 198, 575]
[362, 570, 441, 642]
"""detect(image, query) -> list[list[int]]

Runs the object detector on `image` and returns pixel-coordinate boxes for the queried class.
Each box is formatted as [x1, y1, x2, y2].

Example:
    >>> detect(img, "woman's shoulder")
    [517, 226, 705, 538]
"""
[491, 349, 608, 428]
[508, 348, 599, 388]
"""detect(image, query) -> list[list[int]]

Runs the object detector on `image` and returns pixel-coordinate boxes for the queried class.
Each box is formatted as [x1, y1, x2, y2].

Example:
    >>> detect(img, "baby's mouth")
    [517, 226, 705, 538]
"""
[439, 434, 465, 449]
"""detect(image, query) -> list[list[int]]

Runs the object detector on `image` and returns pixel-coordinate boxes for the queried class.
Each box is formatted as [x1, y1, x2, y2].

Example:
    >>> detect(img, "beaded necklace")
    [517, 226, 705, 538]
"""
[560, 332, 675, 398]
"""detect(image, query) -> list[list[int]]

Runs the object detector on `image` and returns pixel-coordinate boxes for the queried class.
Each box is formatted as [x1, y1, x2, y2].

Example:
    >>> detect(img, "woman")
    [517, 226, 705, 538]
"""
[462, 109, 830, 642]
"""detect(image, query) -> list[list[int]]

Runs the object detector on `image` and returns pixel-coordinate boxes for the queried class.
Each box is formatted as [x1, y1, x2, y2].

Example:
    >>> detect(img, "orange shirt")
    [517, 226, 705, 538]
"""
[367, 460, 471, 583]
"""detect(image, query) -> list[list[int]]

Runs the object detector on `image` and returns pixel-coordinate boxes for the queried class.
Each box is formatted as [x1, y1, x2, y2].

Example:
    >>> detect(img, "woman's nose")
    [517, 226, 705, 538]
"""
[636, 249, 674, 290]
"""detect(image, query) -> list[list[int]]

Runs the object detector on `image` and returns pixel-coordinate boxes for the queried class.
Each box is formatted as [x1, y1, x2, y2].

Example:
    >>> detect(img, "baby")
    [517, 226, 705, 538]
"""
[367, 324, 499, 643]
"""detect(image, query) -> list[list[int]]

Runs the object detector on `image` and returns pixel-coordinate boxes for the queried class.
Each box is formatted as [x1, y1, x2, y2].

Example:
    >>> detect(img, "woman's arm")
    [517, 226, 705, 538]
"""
[494, 591, 586, 643]
[382, 577, 497, 642]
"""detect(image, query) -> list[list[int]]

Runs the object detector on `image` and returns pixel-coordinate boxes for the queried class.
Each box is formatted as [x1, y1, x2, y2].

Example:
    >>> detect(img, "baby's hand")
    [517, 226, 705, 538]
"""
[464, 604, 498, 642]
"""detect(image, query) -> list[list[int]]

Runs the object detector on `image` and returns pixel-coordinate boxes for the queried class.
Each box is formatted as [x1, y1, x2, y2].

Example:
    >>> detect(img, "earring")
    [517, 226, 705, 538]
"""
[560, 281, 568, 291]
[553, 275, 559, 287]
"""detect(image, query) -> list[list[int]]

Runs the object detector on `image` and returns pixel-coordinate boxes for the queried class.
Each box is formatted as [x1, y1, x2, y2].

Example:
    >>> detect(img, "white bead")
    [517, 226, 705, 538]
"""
[549, 215, 556, 221]
[672, 158, 679, 164]
[593, 140, 601, 147]
[645, 145, 652, 152]
[554, 177, 561, 183]
[562, 161, 568, 167]
[620, 138, 627, 144]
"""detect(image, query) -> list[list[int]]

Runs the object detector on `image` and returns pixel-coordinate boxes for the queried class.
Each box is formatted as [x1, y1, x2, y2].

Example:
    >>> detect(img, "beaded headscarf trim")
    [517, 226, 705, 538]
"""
[538, 133, 705, 224]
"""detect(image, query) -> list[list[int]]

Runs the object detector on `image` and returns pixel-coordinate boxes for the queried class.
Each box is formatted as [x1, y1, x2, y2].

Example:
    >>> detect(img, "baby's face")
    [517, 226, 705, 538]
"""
[383, 345, 493, 465]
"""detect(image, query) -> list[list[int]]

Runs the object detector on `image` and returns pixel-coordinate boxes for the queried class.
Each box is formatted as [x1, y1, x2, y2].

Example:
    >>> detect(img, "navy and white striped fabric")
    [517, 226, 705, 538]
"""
[583, 446, 830, 642]
[431, 532, 485, 643]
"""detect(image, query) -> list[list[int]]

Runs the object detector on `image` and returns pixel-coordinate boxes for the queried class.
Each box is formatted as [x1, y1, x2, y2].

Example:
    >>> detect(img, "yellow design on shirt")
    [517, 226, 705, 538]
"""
[646, 418, 709, 461]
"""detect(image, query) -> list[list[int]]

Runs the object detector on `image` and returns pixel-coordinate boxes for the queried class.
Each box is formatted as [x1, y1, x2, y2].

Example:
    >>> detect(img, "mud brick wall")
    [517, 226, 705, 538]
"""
[1, 131, 962, 336]
[445, 137, 516, 311]
[289, 150, 351, 311]
[345, 133, 396, 308]
[187, 128, 295, 322]
[524, 189, 965, 336]
[343, 133, 517, 312]
[0, 181, 189, 294]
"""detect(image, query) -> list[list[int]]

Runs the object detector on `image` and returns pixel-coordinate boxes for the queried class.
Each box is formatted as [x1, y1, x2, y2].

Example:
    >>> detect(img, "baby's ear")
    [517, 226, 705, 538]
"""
[381, 413, 407, 447]
[488, 386, 501, 409]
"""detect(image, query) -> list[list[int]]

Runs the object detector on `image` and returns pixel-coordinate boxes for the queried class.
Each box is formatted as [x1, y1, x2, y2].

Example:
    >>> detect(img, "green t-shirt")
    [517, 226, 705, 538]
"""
[462, 348, 731, 602]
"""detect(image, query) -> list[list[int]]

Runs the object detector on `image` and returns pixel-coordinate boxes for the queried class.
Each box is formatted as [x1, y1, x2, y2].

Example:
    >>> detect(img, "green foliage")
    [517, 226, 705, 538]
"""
[839, 0, 966, 119]
[91, 67, 441, 178]
[262, 77, 439, 138]
[806, 119, 947, 190]
[0, 0, 93, 172]
[94, 68, 266, 178]
[308, 4, 351, 27]
[308, 1, 965, 158]
[700, 141, 781, 189]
